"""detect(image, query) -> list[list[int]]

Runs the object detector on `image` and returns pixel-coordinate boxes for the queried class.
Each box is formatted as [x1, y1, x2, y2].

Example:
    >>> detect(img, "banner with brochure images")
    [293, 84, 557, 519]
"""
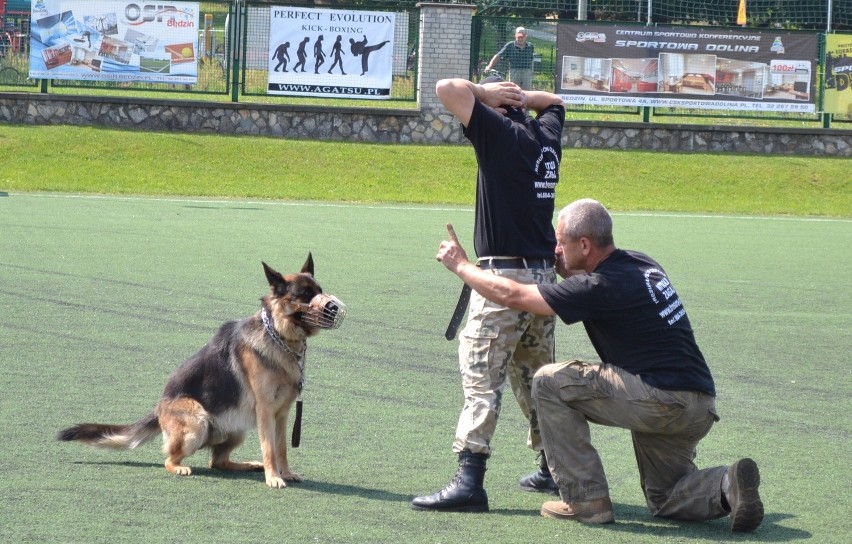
[29, 0, 200, 84]
[556, 23, 819, 113]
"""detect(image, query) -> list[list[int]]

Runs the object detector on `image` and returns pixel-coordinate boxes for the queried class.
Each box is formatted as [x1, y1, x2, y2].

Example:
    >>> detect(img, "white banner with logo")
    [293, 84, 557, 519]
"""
[29, 0, 199, 84]
[267, 7, 395, 99]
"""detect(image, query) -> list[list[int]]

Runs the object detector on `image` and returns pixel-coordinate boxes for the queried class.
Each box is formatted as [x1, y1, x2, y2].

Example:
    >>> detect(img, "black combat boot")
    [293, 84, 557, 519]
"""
[519, 451, 559, 494]
[411, 451, 489, 512]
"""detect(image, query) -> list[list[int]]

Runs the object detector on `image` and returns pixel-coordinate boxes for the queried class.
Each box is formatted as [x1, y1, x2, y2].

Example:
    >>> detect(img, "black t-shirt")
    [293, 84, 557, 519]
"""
[538, 249, 716, 395]
[463, 99, 565, 259]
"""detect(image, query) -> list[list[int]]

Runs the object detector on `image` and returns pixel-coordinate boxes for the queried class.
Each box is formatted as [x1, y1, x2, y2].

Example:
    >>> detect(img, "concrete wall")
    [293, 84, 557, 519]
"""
[1, 3, 850, 156]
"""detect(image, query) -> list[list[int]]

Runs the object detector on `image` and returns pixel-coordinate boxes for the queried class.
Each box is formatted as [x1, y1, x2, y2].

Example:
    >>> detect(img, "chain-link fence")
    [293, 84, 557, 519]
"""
[468, 0, 850, 30]
[1, 1, 234, 94]
[1, 1, 850, 124]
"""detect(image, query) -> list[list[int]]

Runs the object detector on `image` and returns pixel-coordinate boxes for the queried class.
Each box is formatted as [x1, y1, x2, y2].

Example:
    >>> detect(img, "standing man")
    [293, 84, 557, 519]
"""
[410, 76, 565, 513]
[484, 27, 535, 90]
[433, 198, 764, 533]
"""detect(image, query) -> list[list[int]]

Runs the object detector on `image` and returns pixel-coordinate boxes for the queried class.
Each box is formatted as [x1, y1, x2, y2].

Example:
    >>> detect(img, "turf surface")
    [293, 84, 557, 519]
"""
[1, 193, 850, 543]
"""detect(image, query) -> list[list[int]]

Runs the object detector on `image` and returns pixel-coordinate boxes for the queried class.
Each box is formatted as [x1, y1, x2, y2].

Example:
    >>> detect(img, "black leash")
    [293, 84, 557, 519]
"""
[445, 283, 471, 340]
[291, 399, 302, 448]
[261, 308, 306, 448]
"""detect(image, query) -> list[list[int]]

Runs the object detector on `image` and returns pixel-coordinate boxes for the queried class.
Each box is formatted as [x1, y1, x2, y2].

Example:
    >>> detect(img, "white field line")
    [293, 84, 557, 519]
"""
[6, 192, 851, 224]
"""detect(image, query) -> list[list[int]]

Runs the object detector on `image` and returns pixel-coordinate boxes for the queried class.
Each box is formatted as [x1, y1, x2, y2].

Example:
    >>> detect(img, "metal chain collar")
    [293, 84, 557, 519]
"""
[261, 307, 306, 396]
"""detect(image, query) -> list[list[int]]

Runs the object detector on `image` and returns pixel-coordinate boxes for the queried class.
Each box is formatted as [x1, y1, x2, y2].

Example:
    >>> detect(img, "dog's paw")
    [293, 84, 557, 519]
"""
[281, 470, 303, 482]
[266, 475, 288, 489]
[166, 462, 192, 476]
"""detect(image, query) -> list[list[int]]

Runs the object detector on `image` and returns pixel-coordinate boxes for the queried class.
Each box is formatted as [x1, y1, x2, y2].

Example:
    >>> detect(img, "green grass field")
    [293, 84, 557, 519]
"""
[1, 125, 849, 217]
[1, 191, 850, 543]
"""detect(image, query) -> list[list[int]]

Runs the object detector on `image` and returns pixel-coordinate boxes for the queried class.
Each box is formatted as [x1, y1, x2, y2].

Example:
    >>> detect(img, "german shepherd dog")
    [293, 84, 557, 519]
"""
[58, 254, 345, 488]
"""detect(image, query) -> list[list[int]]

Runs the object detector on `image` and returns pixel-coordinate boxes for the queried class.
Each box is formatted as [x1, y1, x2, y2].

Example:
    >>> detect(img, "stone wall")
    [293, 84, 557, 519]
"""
[562, 122, 852, 156]
[2, 92, 850, 156]
[1, 3, 851, 156]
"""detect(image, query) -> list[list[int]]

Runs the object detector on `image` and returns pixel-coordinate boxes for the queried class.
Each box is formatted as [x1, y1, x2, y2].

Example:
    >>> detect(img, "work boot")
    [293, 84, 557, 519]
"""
[540, 497, 615, 524]
[519, 451, 559, 494]
[724, 458, 764, 532]
[411, 451, 489, 512]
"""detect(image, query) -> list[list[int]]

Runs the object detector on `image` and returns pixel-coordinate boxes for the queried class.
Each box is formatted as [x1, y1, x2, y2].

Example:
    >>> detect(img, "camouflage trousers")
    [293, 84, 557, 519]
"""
[452, 265, 556, 456]
[533, 361, 729, 520]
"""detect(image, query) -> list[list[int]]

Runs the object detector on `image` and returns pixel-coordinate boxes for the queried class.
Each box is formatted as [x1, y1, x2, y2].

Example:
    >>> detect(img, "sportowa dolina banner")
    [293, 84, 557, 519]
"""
[824, 34, 852, 115]
[556, 23, 819, 113]
[268, 7, 395, 99]
[29, 0, 200, 84]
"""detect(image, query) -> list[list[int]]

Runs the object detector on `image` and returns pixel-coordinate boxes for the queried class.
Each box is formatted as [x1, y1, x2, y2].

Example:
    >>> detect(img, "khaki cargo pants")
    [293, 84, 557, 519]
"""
[533, 360, 732, 521]
[453, 266, 556, 456]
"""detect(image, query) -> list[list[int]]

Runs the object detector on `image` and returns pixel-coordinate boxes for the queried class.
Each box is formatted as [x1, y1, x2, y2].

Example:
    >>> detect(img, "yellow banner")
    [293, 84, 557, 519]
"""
[824, 34, 852, 115]
[737, 0, 747, 26]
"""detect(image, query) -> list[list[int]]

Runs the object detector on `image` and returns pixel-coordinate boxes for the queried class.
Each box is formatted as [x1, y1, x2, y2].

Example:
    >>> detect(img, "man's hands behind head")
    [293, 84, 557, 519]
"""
[477, 81, 525, 114]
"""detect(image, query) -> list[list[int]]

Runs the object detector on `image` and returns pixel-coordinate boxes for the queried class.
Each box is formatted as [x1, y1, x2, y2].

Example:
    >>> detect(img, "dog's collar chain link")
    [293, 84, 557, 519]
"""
[261, 307, 307, 397]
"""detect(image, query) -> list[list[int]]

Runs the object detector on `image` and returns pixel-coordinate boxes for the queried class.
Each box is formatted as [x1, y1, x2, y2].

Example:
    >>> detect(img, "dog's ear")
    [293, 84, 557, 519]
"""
[262, 261, 288, 295]
[301, 252, 315, 276]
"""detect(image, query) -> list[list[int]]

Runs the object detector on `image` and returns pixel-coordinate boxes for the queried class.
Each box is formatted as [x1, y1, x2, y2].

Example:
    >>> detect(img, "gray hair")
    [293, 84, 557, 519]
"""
[557, 198, 614, 248]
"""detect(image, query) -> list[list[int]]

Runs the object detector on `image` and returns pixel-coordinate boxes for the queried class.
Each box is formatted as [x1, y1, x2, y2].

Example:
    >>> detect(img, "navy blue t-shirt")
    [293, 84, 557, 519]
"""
[538, 249, 716, 395]
[463, 99, 565, 259]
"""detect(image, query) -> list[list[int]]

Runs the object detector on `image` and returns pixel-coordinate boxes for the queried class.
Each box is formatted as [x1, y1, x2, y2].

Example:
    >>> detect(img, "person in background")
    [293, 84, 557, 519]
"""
[484, 26, 535, 90]
[411, 76, 565, 513]
[433, 198, 764, 532]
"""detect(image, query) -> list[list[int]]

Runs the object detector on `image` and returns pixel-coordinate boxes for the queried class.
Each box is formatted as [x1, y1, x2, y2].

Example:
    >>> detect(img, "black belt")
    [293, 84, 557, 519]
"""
[445, 284, 471, 341]
[445, 257, 553, 341]
[477, 257, 553, 270]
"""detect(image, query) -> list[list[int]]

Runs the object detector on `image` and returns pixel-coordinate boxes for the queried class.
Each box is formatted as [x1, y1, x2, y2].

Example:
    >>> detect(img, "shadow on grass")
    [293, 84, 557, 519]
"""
[70, 460, 265, 482]
[606, 503, 810, 541]
[66, 463, 810, 539]
[298, 479, 414, 502]
[72, 461, 411, 501]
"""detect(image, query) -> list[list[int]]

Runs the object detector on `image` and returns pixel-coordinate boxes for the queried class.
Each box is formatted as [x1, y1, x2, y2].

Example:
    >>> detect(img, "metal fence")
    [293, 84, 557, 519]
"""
[472, 0, 851, 30]
[0, 0, 418, 101]
[1, 0, 850, 126]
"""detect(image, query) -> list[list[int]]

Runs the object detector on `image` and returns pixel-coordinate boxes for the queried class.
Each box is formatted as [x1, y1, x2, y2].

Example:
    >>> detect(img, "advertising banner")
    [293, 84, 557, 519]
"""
[557, 23, 819, 112]
[28, 0, 199, 84]
[268, 7, 394, 99]
[824, 34, 852, 115]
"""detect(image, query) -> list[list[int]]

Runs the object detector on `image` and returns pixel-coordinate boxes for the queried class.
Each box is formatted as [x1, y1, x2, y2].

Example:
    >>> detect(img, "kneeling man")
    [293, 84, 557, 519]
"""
[435, 198, 763, 532]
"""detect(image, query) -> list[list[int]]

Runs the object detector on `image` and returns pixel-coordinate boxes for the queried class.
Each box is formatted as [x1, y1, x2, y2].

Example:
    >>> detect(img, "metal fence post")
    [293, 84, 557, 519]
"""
[230, 0, 242, 103]
[827, 0, 832, 32]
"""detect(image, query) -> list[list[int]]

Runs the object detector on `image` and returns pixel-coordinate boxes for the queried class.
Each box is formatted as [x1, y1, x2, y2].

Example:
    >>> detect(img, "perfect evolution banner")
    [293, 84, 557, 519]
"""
[556, 23, 819, 113]
[28, 0, 200, 84]
[824, 34, 852, 115]
[267, 7, 395, 99]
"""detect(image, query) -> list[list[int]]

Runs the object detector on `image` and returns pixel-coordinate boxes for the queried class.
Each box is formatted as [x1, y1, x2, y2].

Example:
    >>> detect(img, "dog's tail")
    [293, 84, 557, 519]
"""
[57, 412, 160, 450]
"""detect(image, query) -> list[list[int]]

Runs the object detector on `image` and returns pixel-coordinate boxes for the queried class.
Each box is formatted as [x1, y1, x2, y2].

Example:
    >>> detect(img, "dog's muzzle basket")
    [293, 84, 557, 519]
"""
[298, 294, 347, 329]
